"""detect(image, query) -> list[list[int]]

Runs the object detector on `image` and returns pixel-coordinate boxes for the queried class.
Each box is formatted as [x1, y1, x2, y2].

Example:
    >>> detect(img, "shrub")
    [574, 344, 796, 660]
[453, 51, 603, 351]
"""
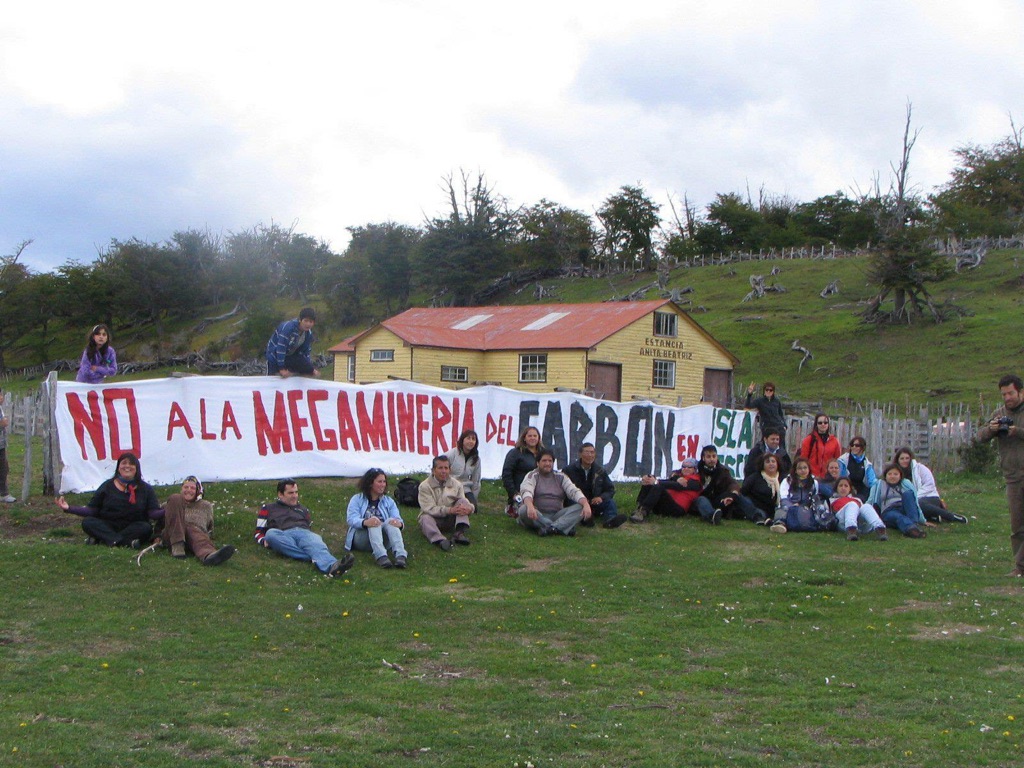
[958, 435, 998, 474]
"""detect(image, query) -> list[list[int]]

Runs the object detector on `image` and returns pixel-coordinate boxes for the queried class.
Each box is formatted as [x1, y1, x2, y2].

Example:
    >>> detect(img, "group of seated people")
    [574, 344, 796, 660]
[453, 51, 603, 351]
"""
[498, 416, 966, 541]
[53, 414, 965, 577]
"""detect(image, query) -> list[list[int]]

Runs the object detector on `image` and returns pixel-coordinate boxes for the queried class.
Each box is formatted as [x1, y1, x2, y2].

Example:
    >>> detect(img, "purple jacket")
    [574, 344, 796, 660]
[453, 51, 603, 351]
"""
[76, 347, 117, 384]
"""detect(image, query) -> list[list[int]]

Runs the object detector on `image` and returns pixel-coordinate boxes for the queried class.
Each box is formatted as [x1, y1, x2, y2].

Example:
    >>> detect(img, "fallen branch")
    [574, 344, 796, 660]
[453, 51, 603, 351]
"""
[791, 339, 813, 372]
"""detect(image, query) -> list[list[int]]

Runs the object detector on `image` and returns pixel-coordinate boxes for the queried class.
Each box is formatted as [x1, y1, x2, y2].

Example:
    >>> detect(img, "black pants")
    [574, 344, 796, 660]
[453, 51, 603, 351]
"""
[636, 484, 690, 517]
[82, 517, 153, 547]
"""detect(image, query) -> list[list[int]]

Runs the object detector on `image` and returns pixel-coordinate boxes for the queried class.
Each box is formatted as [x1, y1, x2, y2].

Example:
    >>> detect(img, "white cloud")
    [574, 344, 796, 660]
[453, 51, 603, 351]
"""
[2, 1, 1022, 271]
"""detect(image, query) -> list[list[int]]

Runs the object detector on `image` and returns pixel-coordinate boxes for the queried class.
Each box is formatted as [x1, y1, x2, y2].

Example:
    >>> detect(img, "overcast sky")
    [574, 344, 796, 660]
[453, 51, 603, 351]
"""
[2, 0, 1021, 273]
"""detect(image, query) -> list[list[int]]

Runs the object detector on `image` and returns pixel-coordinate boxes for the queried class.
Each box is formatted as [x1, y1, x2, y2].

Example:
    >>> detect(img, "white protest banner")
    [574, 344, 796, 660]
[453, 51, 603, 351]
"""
[54, 377, 757, 492]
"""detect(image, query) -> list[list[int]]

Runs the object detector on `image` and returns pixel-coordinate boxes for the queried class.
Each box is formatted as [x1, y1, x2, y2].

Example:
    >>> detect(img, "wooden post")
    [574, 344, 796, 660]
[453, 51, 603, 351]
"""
[21, 396, 32, 501]
[42, 372, 59, 496]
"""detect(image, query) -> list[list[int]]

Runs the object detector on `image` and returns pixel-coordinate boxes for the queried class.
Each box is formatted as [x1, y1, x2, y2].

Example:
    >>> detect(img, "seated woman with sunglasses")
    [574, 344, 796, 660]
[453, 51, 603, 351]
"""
[837, 436, 878, 501]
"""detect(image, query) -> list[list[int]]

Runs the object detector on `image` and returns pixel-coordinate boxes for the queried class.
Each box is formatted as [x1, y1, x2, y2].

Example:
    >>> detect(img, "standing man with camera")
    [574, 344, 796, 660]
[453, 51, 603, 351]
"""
[977, 374, 1024, 577]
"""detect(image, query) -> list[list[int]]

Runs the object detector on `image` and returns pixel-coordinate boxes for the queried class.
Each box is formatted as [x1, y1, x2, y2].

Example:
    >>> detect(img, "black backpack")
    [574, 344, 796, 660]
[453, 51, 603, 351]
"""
[393, 477, 421, 507]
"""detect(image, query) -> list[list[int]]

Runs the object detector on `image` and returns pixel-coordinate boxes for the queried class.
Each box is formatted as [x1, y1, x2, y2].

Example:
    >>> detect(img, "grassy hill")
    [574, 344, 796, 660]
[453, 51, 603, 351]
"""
[9, 249, 1021, 409]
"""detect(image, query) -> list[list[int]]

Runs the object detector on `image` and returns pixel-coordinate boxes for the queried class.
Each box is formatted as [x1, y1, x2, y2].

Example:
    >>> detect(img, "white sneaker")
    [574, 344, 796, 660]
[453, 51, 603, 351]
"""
[1, 495, 16, 503]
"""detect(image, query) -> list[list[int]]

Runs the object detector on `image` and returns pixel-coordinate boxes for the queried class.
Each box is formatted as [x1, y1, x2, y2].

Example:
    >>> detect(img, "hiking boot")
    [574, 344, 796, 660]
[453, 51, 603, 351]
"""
[327, 553, 355, 577]
[845, 526, 859, 541]
[394, 556, 407, 569]
[435, 538, 452, 552]
[171, 542, 187, 559]
[580, 517, 596, 527]
[84, 536, 100, 545]
[630, 507, 650, 523]
[1006, 568, 1023, 578]
[769, 521, 788, 534]
[536, 525, 556, 537]
[453, 530, 471, 546]
[376, 556, 393, 568]
[203, 545, 236, 566]
[874, 527, 889, 541]
[603, 514, 627, 529]
[905, 527, 926, 539]
[950, 513, 969, 524]
[709, 508, 723, 526]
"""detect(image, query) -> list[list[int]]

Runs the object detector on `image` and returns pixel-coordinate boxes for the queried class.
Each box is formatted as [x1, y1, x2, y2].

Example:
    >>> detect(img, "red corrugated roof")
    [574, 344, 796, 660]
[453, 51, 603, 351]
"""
[351, 300, 674, 351]
[327, 333, 360, 353]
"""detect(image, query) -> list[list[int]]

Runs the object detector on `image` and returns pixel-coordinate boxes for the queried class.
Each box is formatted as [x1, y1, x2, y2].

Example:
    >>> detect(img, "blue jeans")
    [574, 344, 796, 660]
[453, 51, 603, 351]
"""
[881, 491, 922, 534]
[591, 497, 619, 522]
[350, 524, 408, 559]
[264, 527, 339, 573]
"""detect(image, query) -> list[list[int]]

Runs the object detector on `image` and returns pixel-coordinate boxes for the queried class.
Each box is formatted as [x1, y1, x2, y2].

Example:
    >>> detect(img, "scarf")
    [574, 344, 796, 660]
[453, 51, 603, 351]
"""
[115, 478, 138, 504]
[761, 472, 781, 503]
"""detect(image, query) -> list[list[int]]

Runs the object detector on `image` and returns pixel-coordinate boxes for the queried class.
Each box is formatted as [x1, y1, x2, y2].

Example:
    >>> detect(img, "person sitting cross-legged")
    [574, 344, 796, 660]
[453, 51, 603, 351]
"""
[418, 455, 474, 552]
[517, 449, 592, 537]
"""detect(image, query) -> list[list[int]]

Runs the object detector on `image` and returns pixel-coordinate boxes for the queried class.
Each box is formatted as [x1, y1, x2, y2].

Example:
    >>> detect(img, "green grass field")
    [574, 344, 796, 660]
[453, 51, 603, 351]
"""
[2, 427, 1022, 766]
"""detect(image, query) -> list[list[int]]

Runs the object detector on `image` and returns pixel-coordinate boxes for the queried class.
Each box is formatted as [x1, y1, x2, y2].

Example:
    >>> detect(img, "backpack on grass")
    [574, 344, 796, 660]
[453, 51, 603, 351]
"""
[393, 477, 421, 507]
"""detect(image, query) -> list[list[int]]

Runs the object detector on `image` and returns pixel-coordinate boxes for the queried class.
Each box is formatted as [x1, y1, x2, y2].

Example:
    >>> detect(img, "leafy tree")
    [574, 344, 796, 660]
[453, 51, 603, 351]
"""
[513, 200, 596, 269]
[930, 121, 1024, 237]
[596, 185, 661, 270]
[793, 192, 879, 247]
[0, 241, 35, 371]
[343, 222, 420, 317]
[703, 193, 762, 251]
[414, 172, 518, 305]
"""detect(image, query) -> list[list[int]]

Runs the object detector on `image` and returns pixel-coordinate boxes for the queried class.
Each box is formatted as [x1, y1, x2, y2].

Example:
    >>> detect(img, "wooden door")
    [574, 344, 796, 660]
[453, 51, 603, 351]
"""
[587, 362, 622, 401]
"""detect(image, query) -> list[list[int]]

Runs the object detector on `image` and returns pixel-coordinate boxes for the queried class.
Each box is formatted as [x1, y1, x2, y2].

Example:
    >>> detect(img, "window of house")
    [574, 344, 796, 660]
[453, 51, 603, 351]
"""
[347, 354, 355, 382]
[654, 311, 678, 337]
[441, 365, 469, 382]
[519, 354, 547, 383]
[653, 359, 676, 388]
[369, 349, 394, 362]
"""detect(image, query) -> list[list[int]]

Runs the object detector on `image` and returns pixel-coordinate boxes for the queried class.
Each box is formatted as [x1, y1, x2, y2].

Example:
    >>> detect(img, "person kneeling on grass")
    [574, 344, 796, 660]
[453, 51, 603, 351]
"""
[159, 476, 235, 566]
[56, 452, 162, 548]
[831, 476, 887, 542]
[418, 455, 474, 552]
[517, 449, 592, 537]
[346, 469, 409, 568]
[866, 464, 930, 539]
[255, 479, 355, 577]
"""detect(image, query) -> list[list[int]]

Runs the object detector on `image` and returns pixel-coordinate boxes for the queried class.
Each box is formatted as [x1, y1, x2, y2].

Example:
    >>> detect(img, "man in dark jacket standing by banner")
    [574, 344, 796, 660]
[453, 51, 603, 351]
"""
[564, 443, 626, 529]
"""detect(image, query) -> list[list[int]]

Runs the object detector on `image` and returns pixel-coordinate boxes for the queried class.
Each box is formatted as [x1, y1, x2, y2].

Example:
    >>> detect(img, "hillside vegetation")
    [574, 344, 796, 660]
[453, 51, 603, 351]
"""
[10, 249, 1020, 411]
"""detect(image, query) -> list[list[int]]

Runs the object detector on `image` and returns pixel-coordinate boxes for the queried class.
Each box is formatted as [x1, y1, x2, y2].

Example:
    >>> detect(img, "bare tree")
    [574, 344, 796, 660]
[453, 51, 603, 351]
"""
[863, 103, 949, 323]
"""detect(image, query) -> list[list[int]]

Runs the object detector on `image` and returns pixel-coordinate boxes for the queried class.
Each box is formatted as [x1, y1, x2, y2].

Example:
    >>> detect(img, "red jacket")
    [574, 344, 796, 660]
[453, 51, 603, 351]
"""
[799, 432, 841, 478]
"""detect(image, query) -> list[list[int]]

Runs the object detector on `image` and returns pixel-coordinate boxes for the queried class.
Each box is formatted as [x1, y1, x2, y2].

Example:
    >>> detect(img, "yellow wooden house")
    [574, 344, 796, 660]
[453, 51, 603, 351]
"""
[329, 300, 738, 406]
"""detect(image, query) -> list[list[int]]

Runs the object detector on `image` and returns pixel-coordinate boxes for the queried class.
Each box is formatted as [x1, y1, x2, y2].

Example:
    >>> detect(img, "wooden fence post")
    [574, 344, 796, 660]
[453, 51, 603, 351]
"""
[43, 372, 58, 496]
[20, 397, 32, 501]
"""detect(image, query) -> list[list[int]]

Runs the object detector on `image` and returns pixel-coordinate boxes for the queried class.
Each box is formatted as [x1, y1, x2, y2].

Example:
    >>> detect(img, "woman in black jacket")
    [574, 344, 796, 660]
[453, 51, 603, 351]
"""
[501, 426, 544, 513]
